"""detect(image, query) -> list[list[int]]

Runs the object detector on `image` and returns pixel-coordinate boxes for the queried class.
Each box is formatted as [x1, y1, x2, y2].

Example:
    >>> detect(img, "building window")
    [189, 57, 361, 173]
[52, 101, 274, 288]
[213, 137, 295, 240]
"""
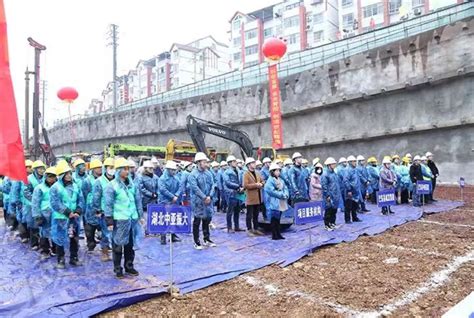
[264, 28, 273, 38]
[342, 13, 354, 28]
[245, 61, 259, 68]
[313, 30, 324, 43]
[245, 29, 257, 40]
[173, 50, 178, 59]
[284, 15, 300, 28]
[342, 0, 353, 7]
[363, 3, 383, 18]
[233, 17, 241, 30]
[285, 2, 301, 11]
[389, 0, 402, 14]
[412, 0, 424, 7]
[233, 37, 241, 46]
[245, 44, 259, 55]
[313, 13, 323, 24]
[288, 33, 300, 45]
[233, 52, 241, 61]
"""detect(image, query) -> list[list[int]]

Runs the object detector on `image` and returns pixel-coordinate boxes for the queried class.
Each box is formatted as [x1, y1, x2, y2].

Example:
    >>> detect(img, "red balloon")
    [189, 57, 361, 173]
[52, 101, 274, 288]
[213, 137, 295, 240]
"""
[57, 87, 79, 103]
[262, 38, 287, 62]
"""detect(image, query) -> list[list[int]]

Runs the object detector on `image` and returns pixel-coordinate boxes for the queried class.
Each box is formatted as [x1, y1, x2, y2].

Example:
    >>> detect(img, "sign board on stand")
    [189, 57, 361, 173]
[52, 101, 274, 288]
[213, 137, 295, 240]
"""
[294, 201, 324, 255]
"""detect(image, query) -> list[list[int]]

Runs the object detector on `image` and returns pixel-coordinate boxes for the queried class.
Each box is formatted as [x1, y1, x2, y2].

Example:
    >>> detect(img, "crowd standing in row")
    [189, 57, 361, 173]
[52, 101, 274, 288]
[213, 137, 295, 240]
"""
[0, 151, 439, 278]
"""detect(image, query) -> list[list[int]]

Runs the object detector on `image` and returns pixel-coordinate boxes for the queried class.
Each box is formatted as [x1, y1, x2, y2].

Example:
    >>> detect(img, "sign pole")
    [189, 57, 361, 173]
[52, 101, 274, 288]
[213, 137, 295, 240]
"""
[461, 187, 464, 202]
[169, 233, 174, 295]
[422, 193, 425, 213]
[308, 230, 313, 256]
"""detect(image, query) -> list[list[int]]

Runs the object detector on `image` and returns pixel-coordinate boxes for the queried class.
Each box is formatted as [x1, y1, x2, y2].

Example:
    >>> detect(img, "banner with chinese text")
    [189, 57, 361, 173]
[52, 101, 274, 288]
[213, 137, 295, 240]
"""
[268, 64, 283, 149]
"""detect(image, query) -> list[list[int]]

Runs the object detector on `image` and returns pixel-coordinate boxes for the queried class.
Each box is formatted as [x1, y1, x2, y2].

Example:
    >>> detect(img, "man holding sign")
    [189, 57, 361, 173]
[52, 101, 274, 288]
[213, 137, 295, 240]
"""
[379, 157, 397, 215]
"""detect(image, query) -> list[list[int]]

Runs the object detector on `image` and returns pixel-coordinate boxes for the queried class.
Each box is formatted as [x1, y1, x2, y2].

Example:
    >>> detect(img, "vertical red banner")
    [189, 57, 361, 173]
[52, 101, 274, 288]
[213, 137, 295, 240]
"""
[268, 64, 283, 150]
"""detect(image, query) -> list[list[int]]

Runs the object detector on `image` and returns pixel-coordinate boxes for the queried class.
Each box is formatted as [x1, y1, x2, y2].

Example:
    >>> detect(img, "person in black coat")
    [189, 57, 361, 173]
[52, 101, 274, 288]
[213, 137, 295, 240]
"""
[426, 152, 439, 201]
[409, 156, 424, 207]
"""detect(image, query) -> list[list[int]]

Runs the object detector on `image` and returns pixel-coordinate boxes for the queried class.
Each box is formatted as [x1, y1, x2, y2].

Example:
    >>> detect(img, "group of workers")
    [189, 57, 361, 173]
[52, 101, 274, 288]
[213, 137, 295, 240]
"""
[0, 150, 439, 278]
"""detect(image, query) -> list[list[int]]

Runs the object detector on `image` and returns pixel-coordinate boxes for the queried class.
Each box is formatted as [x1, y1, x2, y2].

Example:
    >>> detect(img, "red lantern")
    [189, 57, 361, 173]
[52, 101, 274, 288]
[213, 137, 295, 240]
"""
[262, 38, 287, 62]
[57, 87, 79, 103]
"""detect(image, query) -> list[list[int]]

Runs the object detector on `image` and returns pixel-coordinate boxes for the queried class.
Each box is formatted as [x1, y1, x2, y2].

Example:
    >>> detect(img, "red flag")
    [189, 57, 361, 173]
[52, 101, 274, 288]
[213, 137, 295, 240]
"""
[0, 0, 27, 182]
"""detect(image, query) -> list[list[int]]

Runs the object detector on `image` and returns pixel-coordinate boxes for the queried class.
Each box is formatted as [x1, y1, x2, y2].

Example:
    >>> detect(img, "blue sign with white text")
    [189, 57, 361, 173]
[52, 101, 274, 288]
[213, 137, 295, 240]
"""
[377, 189, 396, 207]
[147, 204, 192, 234]
[459, 177, 465, 188]
[294, 201, 324, 225]
[416, 181, 432, 195]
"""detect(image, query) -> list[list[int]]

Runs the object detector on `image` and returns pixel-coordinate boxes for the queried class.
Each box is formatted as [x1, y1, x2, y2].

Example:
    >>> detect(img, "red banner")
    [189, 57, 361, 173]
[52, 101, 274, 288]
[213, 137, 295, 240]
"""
[268, 64, 283, 150]
[0, 0, 27, 182]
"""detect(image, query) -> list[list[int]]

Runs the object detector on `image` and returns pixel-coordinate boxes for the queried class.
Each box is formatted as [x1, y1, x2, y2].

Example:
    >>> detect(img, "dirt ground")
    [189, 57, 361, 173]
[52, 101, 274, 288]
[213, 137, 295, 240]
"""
[100, 185, 473, 318]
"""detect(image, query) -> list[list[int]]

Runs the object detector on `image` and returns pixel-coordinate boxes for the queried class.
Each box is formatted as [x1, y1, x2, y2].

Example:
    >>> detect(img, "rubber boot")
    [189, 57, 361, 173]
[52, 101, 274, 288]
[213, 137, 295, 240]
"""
[276, 218, 285, 240]
[271, 218, 278, 240]
[101, 247, 111, 262]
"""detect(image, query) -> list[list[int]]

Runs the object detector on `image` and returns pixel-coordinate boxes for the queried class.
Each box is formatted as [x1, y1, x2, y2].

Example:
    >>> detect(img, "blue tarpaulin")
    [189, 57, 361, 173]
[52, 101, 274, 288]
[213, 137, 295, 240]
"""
[0, 200, 463, 317]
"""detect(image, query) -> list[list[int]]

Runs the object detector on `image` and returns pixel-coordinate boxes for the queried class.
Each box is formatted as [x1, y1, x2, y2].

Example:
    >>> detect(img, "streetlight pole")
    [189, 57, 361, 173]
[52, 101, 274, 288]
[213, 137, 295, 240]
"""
[24, 67, 35, 152]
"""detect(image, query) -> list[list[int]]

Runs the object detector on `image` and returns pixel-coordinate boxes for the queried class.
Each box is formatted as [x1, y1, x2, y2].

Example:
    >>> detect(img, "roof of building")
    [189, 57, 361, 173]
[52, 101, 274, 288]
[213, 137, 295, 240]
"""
[186, 35, 228, 48]
[248, 5, 275, 22]
[170, 43, 201, 53]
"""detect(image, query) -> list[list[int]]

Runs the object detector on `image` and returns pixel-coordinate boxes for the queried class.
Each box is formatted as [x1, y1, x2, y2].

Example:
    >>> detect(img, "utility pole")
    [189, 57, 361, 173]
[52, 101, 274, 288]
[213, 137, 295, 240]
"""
[24, 67, 34, 150]
[41, 80, 47, 126]
[107, 24, 119, 112]
[27, 37, 46, 160]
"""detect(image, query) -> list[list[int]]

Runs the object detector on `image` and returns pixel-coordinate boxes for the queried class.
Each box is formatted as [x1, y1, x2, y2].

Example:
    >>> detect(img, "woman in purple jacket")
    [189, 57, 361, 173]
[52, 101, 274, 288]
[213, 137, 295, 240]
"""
[379, 156, 397, 215]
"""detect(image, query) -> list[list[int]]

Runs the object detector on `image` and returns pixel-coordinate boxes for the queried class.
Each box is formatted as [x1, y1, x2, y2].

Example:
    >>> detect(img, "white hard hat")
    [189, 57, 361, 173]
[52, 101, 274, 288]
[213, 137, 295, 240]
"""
[292, 152, 302, 160]
[211, 161, 220, 168]
[413, 155, 421, 161]
[220, 161, 228, 167]
[269, 162, 281, 171]
[128, 160, 137, 168]
[165, 161, 178, 170]
[405, 153, 412, 158]
[245, 157, 256, 165]
[357, 155, 365, 161]
[151, 157, 159, 164]
[262, 157, 272, 164]
[237, 159, 243, 164]
[284, 158, 292, 166]
[274, 159, 283, 164]
[347, 155, 357, 162]
[324, 157, 337, 165]
[312, 158, 320, 166]
[421, 156, 427, 161]
[227, 155, 237, 163]
[425, 152, 433, 157]
[338, 157, 347, 164]
[255, 160, 262, 166]
[315, 163, 323, 168]
[382, 157, 391, 164]
[194, 152, 208, 162]
[182, 161, 193, 168]
[143, 160, 154, 169]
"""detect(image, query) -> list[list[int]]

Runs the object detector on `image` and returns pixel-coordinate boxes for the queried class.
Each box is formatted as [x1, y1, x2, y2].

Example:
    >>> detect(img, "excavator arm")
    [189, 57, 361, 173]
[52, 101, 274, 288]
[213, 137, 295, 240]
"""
[186, 115, 254, 159]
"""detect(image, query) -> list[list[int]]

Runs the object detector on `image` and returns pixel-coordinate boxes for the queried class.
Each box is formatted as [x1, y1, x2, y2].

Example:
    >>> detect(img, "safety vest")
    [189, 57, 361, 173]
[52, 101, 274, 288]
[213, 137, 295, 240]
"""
[421, 164, 432, 181]
[52, 182, 79, 220]
[37, 183, 52, 211]
[111, 180, 138, 221]
[98, 175, 112, 211]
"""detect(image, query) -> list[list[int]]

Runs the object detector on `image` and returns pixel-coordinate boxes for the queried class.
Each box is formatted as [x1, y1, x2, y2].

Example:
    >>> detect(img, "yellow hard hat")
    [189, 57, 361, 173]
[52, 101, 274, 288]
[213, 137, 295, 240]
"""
[45, 166, 57, 175]
[72, 158, 86, 168]
[89, 159, 103, 169]
[25, 159, 34, 167]
[32, 160, 46, 169]
[367, 157, 377, 163]
[402, 156, 410, 163]
[114, 157, 129, 169]
[392, 154, 400, 160]
[103, 158, 114, 167]
[56, 160, 72, 175]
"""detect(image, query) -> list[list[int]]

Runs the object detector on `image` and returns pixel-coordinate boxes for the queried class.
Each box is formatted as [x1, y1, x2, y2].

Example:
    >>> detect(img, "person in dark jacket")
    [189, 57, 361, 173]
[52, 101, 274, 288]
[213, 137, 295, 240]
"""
[426, 152, 439, 202]
[409, 155, 424, 207]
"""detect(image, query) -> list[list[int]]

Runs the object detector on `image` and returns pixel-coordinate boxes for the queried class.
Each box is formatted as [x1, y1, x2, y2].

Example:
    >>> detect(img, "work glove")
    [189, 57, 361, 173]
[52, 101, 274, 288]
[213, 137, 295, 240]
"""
[74, 209, 82, 216]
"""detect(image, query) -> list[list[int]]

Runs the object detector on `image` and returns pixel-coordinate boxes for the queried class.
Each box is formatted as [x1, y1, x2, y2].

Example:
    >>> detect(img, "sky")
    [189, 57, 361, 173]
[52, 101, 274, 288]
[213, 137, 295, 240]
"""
[5, 0, 276, 129]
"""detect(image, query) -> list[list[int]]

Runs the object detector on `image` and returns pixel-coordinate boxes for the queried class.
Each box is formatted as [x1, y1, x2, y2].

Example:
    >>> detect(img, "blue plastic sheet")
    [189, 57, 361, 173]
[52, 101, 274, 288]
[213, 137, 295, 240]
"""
[0, 200, 463, 317]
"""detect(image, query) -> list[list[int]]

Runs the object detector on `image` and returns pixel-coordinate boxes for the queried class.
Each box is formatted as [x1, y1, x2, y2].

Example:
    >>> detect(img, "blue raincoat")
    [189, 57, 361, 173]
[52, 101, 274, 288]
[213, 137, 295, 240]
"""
[210, 169, 219, 204]
[135, 172, 159, 208]
[158, 169, 182, 204]
[104, 177, 143, 246]
[391, 164, 403, 191]
[22, 172, 43, 227]
[73, 169, 87, 200]
[82, 174, 100, 225]
[367, 165, 380, 194]
[50, 178, 84, 247]
[9, 181, 23, 222]
[179, 170, 192, 204]
[188, 168, 215, 219]
[260, 166, 270, 181]
[91, 175, 114, 247]
[281, 166, 291, 188]
[32, 180, 54, 238]
[223, 167, 240, 204]
[356, 164, 370, 198]
[399, 165, 412, 192]
[288, 165, 309, 201]
[2, 177, 11, 214]
[264, 176, 289, 219]
[343, 166, 361, 201]
[321, 168, 341, 209]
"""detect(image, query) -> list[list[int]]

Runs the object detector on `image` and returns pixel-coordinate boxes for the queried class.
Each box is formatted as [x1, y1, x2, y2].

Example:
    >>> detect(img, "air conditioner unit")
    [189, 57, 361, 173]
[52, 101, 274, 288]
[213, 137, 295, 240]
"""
[413, 8, 422, 16]
[311, 0, 323, 4]
[306, 24, 313, 30]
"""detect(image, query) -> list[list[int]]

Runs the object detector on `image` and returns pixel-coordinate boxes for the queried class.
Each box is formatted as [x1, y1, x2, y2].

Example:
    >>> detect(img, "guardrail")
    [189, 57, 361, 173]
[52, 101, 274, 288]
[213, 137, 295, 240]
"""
[53, 2, 473, 127]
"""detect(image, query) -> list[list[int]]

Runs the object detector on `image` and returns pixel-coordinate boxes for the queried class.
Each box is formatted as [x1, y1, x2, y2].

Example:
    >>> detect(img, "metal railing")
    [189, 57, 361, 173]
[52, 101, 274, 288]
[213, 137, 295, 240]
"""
[54, 2, 473, 127]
